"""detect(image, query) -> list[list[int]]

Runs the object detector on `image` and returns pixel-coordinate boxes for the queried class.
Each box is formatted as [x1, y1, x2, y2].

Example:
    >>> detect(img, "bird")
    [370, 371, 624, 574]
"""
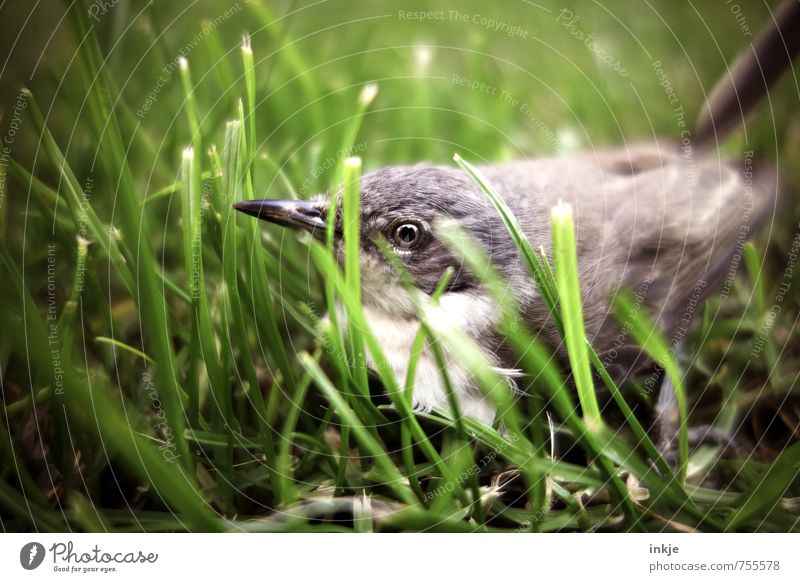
[234, 2, 797, 431]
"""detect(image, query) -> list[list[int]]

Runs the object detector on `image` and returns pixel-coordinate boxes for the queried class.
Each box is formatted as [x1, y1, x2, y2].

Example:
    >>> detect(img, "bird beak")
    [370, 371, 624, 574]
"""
[233, 199, 328, 238]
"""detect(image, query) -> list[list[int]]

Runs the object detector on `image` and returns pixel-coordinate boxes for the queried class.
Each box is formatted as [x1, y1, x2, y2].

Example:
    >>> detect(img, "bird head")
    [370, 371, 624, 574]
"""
[234, 165, 519, 317]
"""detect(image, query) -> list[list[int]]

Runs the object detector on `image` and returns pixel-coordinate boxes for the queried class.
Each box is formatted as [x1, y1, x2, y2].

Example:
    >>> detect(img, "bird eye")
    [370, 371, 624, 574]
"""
[392, 221, 423, 249]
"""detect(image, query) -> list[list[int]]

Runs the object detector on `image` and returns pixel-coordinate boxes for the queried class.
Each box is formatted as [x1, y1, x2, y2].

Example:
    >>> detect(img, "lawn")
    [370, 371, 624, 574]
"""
[0, 0, 798, 532]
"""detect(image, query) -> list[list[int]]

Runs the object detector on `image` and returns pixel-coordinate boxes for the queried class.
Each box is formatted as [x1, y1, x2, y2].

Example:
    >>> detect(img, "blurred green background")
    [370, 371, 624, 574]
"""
[1, 0, 798, 532]
[4, 0, 798, 182]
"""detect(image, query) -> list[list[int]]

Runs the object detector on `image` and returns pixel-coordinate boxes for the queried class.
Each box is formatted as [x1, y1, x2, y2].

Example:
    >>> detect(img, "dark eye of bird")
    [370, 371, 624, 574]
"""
[393, 222, 421, 249]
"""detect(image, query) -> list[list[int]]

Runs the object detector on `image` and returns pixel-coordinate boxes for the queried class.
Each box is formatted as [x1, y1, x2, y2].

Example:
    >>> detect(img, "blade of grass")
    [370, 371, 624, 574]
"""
[612, 291, 689, 482]
[453, 154, 679, 495]
[94, 337, 154, 365]
[275, 353, 317, 506]
[402, 265, 483, 513]
[341, 156, 371, 402]
[332, 155, 370, 494]
[305, 239, 471, 506]
[435, 220, 646, 527]
[21, 91, 135, 295]
[315, 86, 385, 432]
[178, 58, 203, 160]
[242, 34, 257, 181]
[180, 148, 224, 427]
[232, 100, 308, 508]
[1, 247, 222, 531]
[299, 354, 416, 505]
[246, 1, 324, 131]
[724, 441, 800, 531]
[743, 241, 766, 314]
[63, 4, 192, 472]
[453, 153, 559, 320]
[398, 269, 455, 504]
[550, 201, 601, 425]
[378, 223, 549, 515]
[219, 119, 261, 511]
[744, 241, 779, 380]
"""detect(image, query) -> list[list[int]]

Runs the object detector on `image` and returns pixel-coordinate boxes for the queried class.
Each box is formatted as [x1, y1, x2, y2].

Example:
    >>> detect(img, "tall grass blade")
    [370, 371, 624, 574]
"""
[550, 201, 601, 425]
[612, 292, 689, 482]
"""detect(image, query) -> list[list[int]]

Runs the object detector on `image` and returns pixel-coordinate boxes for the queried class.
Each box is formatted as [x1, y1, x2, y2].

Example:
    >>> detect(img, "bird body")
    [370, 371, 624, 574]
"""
[333, 146, 776, 423]
[235, 1, 795, 425]
[238, 146, 777, 424]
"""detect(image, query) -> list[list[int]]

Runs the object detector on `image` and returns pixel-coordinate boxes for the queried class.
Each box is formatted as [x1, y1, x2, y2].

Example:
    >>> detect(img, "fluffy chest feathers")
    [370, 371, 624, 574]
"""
[360, 292, 502, 425]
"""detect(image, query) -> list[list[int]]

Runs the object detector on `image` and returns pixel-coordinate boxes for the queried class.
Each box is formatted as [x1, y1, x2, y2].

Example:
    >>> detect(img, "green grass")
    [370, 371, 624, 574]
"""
[1, 0, 799, 532]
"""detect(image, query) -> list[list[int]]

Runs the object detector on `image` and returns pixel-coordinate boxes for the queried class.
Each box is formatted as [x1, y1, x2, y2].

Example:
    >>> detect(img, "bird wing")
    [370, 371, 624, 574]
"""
[603, 146, 778, 330]
[482, 143, 779, 381]
[588, 144, 779, 379]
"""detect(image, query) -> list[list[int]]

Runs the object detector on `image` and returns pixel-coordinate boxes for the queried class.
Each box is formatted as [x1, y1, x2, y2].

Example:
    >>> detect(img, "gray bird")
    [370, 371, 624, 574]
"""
[235, 2, 797, 428]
